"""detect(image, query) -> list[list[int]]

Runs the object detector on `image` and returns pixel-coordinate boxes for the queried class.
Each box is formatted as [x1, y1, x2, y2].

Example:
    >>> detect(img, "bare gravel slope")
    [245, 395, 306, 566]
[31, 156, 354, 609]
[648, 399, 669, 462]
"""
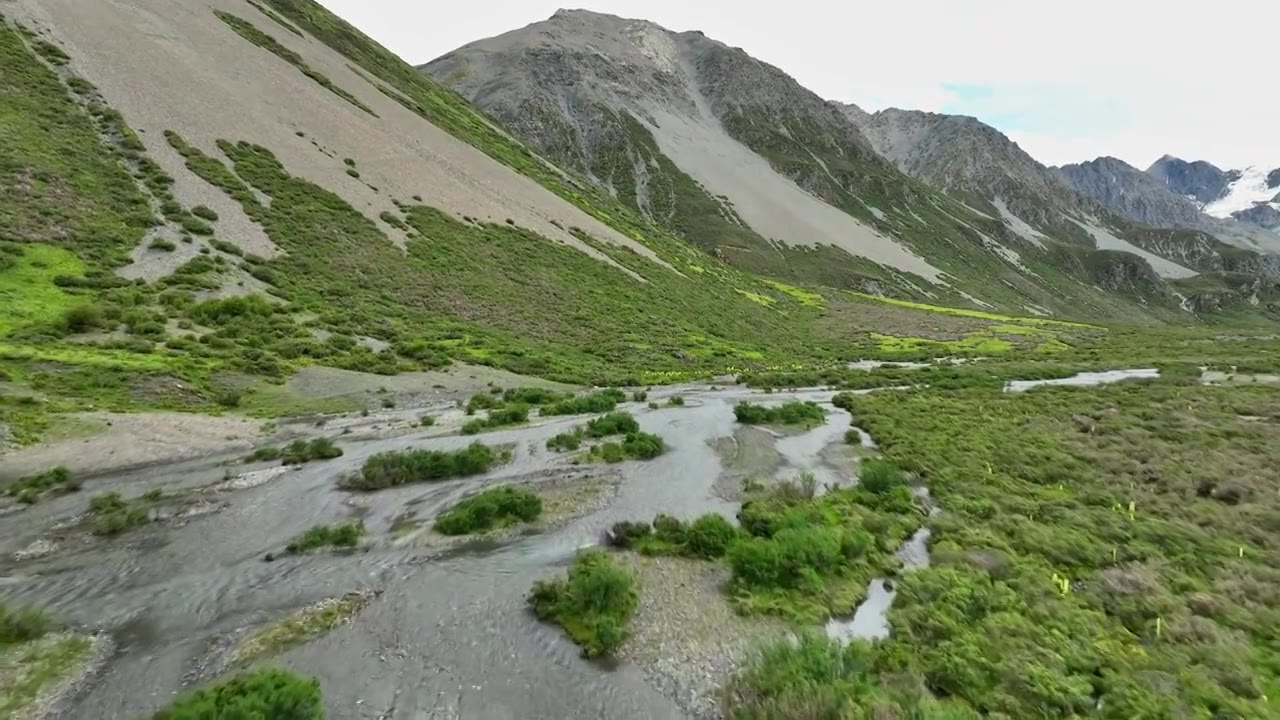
[7, 0, 662, 272]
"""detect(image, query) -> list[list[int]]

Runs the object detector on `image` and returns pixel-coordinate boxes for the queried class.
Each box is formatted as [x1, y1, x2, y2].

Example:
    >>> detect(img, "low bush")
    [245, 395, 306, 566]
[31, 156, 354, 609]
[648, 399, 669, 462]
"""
[149, 238, 176, 251]
[667, 396, 685, 407]
[858, 458, 905, 495]
[585, 411, 639, 438]
[546, 428, 585, 452]
[62, 304, 104, 333]
[542, 389, 627, 416]
[0, 604, 55, 645]
[434, 485, 542, 535]
[151, 668, 323, 720]
[729, 526, 844, 592]
[607, 521, 653, 549]
[419, 414, 436, 427]
[285, 520, 365, 553]
[528, 549, 637, 658]
[6, 466, 76, 500]
[611, 513, 739, 559]
[462, 404, 530, 435]
[734, 401, 825, 427]
[586, 431, 666, 463]
[502, 387, 570, 405]
[88, 491, 152, 536]
[282, 438, 343, 465]
[342, 443, 498, 490]
[632, 390, 648, 402]
[191, 205, 219, 221]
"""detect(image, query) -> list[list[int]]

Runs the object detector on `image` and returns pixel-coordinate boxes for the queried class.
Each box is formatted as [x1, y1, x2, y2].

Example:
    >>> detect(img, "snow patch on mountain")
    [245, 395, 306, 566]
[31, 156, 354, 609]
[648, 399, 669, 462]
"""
[1204, 166, 1280, 218]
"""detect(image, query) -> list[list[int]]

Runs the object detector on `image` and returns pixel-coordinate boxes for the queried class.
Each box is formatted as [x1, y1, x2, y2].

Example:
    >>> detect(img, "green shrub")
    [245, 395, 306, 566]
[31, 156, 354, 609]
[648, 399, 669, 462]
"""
[286, 520, 365, 553]
[281, 438, 343, 464]
[546, 428, 585, 452]
[528, 549, 637, 658]
[192, 205, 219, 221]
[685, 513, 738, 558]
[151, 668, 323, 719]
[607, 521, 652, 549]
[542, 389, 627, 416]
[667, 396, 685, 407]
[6, 466, 75, 500]
[734, 401, 825, 427]
[343, 442, 498, 490]
[585, 411, 639, 438]
[88, 491, 152, 536]
[245, 446, 284, 463]
[502, 387, 569, 405]
[729, 526, 844, 591]
[149, 238, 176, 251]
[632, 390, 648, 402]
[62, 304, 104, 333]
[858, 458, 905, 495]
[622, 431, 665, 459]
[434, 485, 542, 535]
[0, 604, 55, 645]
[419, 414, 436, 427]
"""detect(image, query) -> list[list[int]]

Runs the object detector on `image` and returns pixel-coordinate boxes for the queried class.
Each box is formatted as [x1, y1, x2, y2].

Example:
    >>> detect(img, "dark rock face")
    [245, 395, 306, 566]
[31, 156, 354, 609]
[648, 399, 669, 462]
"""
[1267, 168, 1280, 190]
[1146, 155, 1239, 205]
[1057, 157, 1208, 230]
[1232, 202, 1280, 231]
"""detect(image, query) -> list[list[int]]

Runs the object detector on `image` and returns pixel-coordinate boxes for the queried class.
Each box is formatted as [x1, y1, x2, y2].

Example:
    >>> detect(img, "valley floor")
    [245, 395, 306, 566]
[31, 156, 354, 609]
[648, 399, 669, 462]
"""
[1, 353, 1277, 718]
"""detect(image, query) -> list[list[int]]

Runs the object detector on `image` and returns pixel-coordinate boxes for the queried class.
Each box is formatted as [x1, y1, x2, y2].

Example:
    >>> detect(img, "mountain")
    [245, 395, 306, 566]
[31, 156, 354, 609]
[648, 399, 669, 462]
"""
[1148, 156, 1280, 236]
[835, 105, 1280, 283]
[423, 10, 1265, 317]
[1147, 155, 1240, 205]
[1055, 157, 1210, 231]
[836, 105, 1088, 227]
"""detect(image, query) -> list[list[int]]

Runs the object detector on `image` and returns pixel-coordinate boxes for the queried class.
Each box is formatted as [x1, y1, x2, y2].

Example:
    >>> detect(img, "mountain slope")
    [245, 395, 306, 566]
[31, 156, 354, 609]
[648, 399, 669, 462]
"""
[423, 10, 1208, 318]
[1056, 157, 1211, 231]
[839, 105, 1280, 301]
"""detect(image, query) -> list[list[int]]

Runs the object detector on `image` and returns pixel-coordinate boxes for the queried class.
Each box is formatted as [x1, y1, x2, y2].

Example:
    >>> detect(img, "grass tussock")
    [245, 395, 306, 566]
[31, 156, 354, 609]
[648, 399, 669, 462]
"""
[285, 520, 365, 553]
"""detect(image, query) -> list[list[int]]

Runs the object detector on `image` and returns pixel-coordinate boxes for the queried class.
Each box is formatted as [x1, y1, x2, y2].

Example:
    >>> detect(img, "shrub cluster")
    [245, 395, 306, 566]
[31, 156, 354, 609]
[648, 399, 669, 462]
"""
[546, 427, 585, 452]
[609, 513, 738, 559]
[285, 520, 365, 553]
[462, 404, 529, 435]
[151, 668, 323, 720]
[733, 401, 825, 427]
[434, 486, 542, 535]
[341, 443, 498, 490]
[244, 438, 342, 465]
[541, 389, 627, 416]
[585, 411, 640, 438]
[528, 549, 637, 658]
[586, 431, 665, 463]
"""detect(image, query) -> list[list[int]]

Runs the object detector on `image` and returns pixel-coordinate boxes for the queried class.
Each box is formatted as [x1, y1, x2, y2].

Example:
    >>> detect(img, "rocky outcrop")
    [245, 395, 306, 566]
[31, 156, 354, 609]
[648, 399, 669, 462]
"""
[1146, 155, 1240, 205]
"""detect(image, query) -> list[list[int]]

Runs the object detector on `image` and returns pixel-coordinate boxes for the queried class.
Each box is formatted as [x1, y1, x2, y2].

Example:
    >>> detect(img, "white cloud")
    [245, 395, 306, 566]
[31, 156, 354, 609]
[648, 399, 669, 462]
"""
[319, 0, 1280, 169]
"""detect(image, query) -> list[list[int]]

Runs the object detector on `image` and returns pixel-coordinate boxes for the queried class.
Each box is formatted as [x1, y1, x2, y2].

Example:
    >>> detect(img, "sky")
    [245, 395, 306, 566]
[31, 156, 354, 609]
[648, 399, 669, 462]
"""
[317, 0, 1279, 170]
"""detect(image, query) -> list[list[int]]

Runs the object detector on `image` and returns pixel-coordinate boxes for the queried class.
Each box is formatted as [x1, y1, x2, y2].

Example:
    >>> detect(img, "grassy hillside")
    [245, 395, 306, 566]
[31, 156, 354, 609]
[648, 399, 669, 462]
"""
[0, 8, 1106, 446]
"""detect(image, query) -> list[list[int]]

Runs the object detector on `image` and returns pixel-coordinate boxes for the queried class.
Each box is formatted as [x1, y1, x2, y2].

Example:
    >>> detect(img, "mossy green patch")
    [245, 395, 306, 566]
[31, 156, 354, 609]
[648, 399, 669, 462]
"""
[0, 245, 83, 335]
[764, 280, 824, 308]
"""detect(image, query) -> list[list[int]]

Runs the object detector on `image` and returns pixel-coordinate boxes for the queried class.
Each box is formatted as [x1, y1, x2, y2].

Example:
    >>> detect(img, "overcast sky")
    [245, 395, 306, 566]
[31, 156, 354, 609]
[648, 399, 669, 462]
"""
[317, 0, 1278, 170]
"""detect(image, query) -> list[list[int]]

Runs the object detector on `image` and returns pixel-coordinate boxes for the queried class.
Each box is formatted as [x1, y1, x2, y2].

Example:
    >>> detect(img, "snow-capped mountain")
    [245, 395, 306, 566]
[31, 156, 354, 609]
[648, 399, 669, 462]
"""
[1203, 165, 1280, 221]
[1148, 157, 1280, 234]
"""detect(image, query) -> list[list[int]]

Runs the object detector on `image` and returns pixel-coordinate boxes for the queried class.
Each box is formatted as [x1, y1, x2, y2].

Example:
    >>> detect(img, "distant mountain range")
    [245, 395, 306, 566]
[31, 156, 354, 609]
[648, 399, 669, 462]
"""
[423, 9, 1279, 317]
